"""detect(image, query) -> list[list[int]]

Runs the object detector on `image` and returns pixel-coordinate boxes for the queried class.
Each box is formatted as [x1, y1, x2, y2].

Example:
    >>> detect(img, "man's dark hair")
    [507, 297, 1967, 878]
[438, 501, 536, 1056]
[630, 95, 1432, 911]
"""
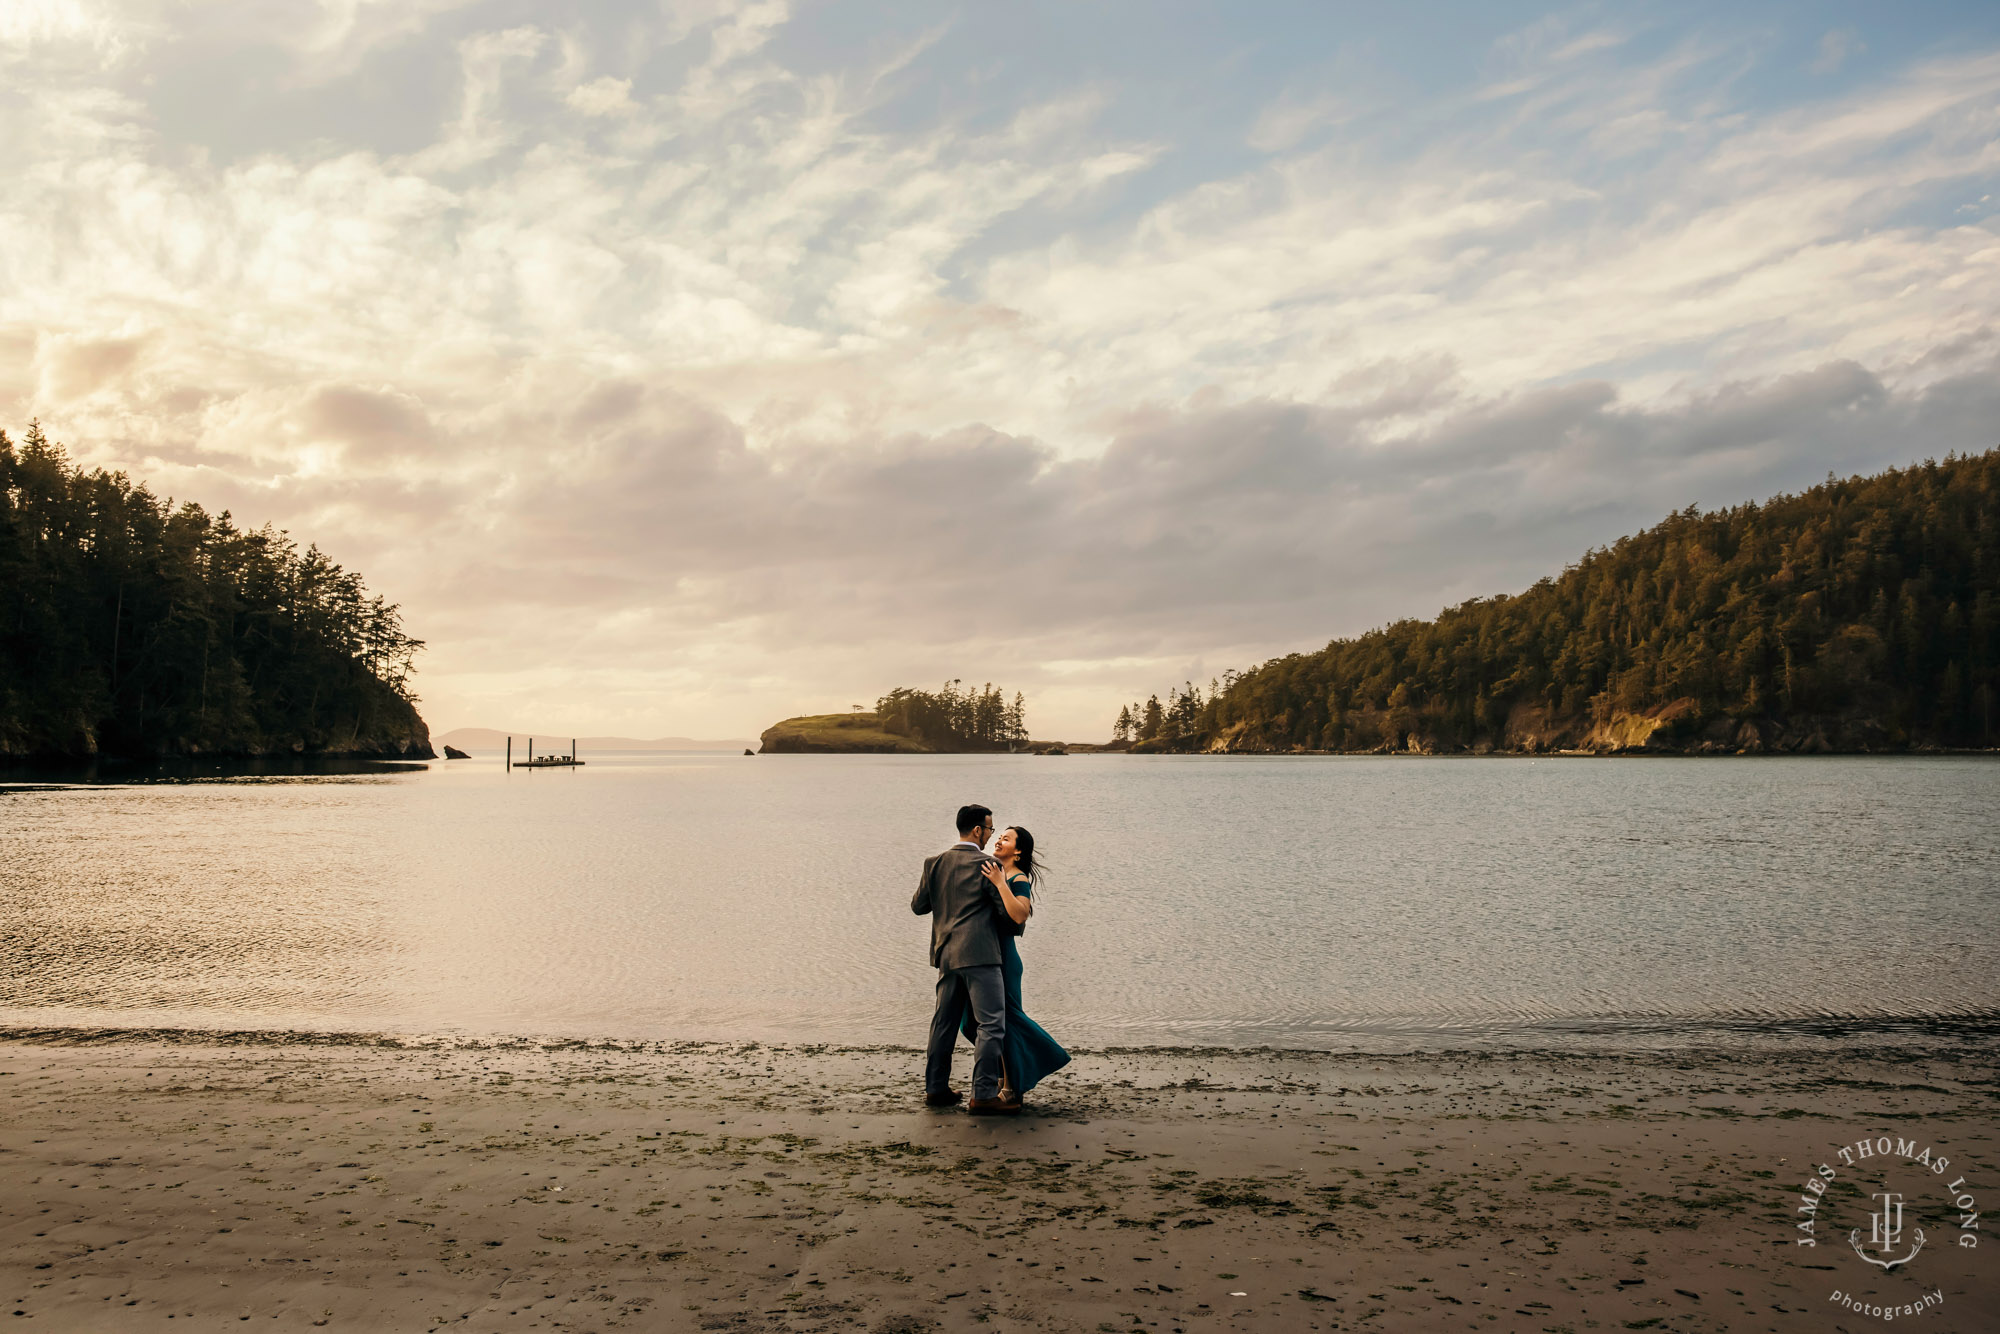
[956, 804, 993, 836]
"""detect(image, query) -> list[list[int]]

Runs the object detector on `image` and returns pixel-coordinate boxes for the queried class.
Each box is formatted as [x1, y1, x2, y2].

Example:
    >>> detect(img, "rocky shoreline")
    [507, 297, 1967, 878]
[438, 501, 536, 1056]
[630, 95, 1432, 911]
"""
[1144, 698, 1994, 756]
[0, 718, 435, 765]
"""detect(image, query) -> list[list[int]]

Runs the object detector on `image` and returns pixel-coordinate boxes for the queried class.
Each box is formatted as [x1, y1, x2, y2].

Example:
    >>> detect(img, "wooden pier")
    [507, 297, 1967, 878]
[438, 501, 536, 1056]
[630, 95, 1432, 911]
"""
[507, 737, 585, 770]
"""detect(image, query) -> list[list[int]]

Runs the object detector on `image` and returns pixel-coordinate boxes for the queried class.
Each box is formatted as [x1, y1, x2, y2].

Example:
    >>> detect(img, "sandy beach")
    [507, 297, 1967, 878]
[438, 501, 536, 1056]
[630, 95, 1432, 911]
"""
[2, 1030, 1995, 1332]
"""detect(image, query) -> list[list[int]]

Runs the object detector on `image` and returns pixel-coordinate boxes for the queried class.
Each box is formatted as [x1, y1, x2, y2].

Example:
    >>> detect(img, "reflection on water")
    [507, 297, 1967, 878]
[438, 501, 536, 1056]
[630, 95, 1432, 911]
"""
[3, 754, 1997, 1049]
[0, 754, 430, 785]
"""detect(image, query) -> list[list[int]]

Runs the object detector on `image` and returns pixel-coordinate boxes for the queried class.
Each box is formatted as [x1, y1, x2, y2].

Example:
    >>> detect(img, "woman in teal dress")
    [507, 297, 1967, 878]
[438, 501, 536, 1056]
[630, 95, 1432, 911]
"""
[962, 825, 1070, 1105]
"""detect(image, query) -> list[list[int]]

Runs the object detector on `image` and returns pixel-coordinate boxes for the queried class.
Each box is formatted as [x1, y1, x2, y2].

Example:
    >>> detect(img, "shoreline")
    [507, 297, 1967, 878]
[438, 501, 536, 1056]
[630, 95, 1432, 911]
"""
[8, 751, 1999, 785]
[7, 1011, 2000, 1053]
[676, 748, 2000, 758]
[5, 1028, 1996, 1331]
[1127, 749, 2000, 758]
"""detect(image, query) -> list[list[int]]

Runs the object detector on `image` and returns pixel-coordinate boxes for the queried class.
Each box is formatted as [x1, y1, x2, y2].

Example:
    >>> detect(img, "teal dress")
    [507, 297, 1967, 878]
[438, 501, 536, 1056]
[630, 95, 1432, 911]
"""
[960, 875, 1070, 1096]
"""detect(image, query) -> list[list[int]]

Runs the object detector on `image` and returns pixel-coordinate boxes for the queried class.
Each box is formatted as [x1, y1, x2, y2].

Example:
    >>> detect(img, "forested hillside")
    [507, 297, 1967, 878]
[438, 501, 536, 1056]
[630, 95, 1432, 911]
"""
[0, 422, 433, 760]
[1119, 449, 1999, 754]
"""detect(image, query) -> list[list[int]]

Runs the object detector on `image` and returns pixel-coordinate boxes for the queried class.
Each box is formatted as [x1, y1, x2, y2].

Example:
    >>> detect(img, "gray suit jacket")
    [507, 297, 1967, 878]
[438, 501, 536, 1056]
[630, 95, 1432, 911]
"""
[912, 844, 1006, 971]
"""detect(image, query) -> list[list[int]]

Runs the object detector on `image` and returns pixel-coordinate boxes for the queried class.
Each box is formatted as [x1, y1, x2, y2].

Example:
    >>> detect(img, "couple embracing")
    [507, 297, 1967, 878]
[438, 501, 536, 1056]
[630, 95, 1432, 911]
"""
[911, 804, 1070, 1114]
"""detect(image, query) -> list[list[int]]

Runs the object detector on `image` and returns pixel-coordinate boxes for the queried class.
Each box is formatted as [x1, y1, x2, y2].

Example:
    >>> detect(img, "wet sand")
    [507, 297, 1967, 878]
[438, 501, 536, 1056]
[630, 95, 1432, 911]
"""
[2, 1030, 1996, 1332]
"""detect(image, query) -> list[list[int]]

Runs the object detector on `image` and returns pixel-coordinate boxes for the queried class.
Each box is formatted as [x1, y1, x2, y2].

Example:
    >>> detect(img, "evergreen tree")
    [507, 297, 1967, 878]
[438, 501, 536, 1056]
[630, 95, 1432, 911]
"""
[1139, 694, 1164, 742]
[1165, 681, 1203, 738]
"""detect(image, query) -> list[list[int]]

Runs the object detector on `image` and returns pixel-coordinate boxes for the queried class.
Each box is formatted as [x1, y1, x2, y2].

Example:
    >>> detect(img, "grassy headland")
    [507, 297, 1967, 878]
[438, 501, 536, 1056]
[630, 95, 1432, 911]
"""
[758, 711, 934, 753]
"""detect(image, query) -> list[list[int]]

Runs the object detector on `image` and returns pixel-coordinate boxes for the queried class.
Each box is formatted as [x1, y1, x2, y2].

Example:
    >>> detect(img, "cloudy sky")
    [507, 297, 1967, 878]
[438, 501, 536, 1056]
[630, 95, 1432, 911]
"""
[5, 1, 1999, 741]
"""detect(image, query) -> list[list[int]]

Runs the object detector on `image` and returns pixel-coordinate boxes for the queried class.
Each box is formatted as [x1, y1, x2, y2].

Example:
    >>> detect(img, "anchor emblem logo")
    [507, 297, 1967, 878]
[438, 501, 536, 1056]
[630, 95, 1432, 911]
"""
[1849, 1191, 1925, 1270]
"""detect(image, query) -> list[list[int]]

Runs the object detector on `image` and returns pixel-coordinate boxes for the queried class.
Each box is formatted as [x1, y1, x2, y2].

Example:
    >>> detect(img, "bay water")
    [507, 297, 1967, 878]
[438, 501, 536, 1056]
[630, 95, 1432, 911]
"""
[3, 753, 1996, 1050]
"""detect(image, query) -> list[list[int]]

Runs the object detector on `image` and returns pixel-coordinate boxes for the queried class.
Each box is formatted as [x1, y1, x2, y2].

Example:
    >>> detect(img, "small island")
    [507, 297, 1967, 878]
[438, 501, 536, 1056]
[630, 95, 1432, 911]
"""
[761, 682, 1074, 753]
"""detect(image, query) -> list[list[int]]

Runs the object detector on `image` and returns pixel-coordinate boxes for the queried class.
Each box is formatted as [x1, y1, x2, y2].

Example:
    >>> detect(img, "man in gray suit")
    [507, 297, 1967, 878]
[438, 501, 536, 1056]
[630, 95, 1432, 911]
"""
[912, 803, 1015, 1114]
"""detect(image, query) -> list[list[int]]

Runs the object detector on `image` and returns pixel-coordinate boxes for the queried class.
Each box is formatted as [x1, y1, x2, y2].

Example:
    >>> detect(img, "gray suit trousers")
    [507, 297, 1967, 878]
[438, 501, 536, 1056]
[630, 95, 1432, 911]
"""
[926, 964, 1007, 1101]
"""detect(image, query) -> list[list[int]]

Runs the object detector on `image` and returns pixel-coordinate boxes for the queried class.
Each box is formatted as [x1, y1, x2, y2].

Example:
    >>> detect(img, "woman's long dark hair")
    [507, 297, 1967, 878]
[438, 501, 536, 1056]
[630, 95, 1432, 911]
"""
[1007, 825, 1040, 887]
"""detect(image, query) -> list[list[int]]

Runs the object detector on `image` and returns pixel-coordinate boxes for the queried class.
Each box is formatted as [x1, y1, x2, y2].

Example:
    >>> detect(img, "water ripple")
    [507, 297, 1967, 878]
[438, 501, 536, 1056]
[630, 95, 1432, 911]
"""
[3, 753, 1997, 1049]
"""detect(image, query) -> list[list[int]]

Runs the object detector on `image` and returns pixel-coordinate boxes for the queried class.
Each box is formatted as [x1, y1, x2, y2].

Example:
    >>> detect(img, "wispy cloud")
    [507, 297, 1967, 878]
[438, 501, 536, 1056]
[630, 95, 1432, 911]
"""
[1813, 27, 1865, 76]
[1, 1, 1996, 737]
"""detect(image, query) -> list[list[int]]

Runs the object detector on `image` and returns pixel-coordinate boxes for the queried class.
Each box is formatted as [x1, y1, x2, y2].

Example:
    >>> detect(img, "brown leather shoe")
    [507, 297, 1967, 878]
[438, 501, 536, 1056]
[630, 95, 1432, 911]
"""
[924, 1090, 963, 1108]
[966, 1097, 1019, 1116]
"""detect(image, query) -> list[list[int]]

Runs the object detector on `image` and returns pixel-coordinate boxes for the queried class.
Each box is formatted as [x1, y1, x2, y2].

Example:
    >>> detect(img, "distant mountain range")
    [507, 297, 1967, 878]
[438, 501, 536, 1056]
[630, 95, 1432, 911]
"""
[436, 728, 753, 752]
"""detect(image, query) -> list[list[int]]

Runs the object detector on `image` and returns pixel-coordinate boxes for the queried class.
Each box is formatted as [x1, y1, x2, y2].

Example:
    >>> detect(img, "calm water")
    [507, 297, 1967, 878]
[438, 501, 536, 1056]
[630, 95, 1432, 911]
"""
[3, 753, 1997, 1050]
